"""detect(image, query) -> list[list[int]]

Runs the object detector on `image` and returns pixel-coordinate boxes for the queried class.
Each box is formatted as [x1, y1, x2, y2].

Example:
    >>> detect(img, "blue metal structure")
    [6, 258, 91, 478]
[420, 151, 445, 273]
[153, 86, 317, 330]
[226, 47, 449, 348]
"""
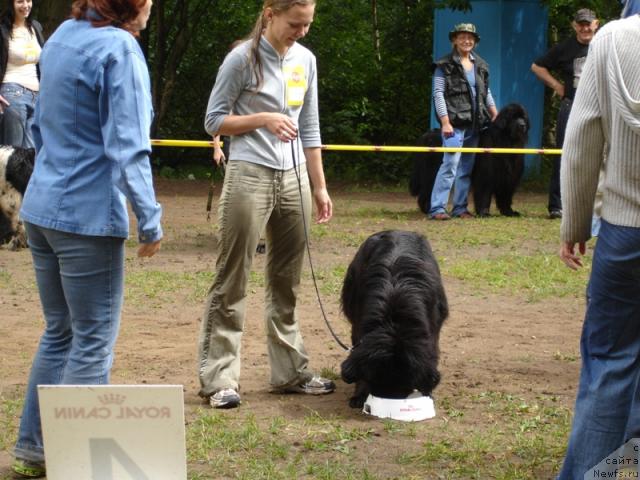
[431, 0, 548, 175]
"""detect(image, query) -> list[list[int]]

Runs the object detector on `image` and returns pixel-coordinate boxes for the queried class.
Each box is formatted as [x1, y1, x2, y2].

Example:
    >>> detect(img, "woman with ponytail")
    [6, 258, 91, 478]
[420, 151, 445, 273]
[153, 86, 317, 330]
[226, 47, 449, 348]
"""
[199, 0, 334, 409]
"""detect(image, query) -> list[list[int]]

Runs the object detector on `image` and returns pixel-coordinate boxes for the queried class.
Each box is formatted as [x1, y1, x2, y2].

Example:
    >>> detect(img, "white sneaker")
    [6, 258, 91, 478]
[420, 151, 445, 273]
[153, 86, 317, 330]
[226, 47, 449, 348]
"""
[209, 388, 241, 409]
[278, 376, 336, 395]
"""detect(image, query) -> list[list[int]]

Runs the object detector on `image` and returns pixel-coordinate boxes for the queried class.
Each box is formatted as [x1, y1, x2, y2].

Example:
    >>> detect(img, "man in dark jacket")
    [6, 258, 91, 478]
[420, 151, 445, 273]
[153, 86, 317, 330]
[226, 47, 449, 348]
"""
[531, 8, 599, 219]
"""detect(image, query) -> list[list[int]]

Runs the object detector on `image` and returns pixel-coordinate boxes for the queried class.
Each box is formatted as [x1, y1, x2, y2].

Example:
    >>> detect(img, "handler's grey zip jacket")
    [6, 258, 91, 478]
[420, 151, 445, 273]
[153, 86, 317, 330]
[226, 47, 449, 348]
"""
[204, 36, 321, 170]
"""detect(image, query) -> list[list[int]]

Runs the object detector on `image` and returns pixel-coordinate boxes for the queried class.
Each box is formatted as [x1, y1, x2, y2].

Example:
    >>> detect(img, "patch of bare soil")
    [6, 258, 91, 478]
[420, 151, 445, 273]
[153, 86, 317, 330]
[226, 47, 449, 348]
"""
[0, 179, 584, 479]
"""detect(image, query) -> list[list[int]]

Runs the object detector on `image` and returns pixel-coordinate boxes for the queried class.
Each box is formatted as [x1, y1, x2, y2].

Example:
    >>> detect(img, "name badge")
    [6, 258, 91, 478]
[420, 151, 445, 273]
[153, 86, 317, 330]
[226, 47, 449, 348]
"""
[284, 65, 307, 107]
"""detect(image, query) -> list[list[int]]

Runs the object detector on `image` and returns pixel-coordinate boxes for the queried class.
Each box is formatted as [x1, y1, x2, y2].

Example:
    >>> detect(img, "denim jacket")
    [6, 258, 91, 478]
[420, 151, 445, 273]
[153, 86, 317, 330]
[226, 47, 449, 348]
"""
[21, 18, 162, 242]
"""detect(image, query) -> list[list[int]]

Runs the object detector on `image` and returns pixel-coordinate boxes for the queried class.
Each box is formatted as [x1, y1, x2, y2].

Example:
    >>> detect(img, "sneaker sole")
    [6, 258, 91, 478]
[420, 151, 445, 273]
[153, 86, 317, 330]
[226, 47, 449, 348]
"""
[12, 462, 46, 478]
[278, 386, 336, 395]
[210, 398, 241, 409]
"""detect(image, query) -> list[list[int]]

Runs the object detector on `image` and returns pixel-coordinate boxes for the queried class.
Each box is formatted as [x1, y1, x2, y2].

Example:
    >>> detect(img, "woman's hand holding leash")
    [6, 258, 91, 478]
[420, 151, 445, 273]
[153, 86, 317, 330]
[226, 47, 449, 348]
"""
[265, 112, 297, 142]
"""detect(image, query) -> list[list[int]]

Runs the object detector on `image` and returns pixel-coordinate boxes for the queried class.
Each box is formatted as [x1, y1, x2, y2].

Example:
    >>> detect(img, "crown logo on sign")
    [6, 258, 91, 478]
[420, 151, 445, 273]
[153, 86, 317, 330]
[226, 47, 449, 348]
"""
[98, 394, 126, 405]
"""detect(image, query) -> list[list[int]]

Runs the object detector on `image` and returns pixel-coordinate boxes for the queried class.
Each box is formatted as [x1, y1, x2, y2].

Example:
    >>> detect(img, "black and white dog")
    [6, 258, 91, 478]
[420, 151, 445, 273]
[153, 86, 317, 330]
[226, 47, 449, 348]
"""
[340, 230, 448, 408]
[0, 146, 35, 250]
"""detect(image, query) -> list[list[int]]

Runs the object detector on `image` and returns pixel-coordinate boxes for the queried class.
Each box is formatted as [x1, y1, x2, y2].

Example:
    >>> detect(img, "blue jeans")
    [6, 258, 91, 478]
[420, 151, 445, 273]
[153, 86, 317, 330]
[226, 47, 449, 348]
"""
[429, 128, 479, 217]
[0, 82, 37, 148]
[14, 223, 125, 464]
[558, 220, 640, 479]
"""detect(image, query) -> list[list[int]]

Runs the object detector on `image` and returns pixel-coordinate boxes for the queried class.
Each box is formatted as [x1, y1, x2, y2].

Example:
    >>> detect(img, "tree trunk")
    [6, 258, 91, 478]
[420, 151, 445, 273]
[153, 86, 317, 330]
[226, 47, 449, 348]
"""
[371, 0, 381, 64]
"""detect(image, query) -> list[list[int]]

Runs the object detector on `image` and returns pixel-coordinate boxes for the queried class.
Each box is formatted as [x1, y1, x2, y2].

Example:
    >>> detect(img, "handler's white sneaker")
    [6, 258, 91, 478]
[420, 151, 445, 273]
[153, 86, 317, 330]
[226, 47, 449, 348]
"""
[277, 376, 336, 395]
[209, 388, 241, 409]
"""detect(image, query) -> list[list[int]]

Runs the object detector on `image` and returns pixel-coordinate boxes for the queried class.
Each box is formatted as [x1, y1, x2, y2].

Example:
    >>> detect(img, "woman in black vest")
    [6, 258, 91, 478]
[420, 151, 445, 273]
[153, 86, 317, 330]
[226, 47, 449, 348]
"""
[429, 23, 497, 220]
[0, 0, 44, 148]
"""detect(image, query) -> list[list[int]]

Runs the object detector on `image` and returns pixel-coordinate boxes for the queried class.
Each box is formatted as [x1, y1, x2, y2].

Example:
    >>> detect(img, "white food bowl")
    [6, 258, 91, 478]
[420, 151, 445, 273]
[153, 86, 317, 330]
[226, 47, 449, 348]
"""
[363, 391, 435, 422]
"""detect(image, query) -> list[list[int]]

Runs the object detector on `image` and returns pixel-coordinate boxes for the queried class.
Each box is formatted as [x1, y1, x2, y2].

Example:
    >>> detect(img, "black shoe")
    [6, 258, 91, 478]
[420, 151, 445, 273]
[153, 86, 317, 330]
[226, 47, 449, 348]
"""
[549, 210, 562, 219]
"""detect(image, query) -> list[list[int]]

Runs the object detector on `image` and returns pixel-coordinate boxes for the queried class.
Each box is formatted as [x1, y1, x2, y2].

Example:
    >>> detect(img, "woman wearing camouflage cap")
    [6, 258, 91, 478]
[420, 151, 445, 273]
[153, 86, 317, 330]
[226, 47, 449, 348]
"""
[429, 23, 497, 220]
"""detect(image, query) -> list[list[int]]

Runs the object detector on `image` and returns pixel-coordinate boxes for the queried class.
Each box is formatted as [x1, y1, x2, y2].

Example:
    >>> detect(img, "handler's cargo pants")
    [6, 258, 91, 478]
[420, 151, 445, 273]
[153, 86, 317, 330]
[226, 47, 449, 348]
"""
[198, 160, 314, 397]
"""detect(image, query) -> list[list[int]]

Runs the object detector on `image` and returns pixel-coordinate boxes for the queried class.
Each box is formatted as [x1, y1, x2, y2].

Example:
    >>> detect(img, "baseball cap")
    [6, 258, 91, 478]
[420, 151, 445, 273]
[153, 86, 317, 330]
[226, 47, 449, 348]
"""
[574, 8, 597, 23]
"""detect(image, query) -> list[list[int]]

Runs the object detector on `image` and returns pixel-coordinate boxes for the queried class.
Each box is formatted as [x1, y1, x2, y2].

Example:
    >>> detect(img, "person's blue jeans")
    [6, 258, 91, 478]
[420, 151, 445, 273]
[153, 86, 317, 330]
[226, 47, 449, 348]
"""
[558, 220, 640, 479]
[429, 128, 479, 217]
[0, 82, 37, 148]
[14, 223, 125, 464]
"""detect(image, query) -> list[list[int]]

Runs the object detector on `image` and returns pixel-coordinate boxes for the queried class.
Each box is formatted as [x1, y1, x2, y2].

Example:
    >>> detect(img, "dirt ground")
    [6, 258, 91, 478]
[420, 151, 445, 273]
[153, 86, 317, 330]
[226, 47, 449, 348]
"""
[0, 179, 585, 478]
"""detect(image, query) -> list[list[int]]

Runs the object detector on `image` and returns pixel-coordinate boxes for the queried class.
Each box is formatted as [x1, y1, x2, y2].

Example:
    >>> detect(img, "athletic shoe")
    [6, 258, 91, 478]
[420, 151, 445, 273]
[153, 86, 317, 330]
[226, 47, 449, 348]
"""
[209, 388, 241, 409]
[277, 376, 336, 395]
[549, 209, 563, 219]
[12, 459, 46, 478]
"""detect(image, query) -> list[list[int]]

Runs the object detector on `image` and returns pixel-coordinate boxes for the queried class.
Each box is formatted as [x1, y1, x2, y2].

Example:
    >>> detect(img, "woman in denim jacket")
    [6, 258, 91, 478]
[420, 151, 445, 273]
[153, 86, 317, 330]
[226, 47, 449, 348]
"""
[0, 0, 44, 147]
[12, 0, 161, 476]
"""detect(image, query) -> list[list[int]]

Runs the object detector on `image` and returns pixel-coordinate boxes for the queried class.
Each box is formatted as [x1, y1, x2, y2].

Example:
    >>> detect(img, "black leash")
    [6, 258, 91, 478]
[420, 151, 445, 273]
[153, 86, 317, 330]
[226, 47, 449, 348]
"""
[290, 138, 351, 352]
[206, 150, 226, 221]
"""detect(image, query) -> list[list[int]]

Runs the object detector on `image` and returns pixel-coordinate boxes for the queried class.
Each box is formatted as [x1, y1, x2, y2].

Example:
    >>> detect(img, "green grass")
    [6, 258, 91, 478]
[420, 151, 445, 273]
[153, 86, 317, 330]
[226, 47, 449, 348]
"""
[182, 391, 570, 479]
[444, 251, 591, 302]
[0, 392, 22, 451]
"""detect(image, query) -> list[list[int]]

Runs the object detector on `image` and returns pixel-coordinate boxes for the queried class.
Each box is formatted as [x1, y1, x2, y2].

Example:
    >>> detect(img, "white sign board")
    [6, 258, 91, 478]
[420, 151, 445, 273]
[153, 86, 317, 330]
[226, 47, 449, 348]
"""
[38, 385, 187, 480]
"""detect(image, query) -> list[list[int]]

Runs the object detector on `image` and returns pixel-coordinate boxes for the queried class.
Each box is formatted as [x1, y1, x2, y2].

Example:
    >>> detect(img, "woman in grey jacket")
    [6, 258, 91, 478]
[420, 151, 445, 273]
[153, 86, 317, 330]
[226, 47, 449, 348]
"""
[198, 0, 334, 409]
[557, 5, 640, 478]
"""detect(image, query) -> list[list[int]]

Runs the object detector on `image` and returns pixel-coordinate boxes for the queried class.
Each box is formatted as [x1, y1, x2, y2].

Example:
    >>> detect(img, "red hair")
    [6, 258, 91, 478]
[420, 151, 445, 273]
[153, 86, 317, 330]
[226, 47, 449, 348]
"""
[71, 0, 147, 35]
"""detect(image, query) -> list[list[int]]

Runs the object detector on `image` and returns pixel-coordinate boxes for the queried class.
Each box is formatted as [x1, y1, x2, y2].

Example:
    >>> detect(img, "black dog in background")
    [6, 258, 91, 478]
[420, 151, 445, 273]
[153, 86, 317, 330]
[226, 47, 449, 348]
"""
[340, 230, 448, 408]
[409, 103, 529, 217]
[0, 146, 35, 250]
[472, 103, 529, 217]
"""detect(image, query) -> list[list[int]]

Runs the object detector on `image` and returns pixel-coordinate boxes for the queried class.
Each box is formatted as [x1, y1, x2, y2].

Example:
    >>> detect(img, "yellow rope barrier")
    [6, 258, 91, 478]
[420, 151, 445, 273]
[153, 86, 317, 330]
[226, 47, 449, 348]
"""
[150, 139, 562, 155]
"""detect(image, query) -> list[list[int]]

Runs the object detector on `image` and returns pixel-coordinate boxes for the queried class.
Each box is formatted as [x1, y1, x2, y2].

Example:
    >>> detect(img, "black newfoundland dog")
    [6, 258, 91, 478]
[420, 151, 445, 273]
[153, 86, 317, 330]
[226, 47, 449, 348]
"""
[0, 146, 35, 250]
[340, 230, 448, 408]
[409, 103, 529, 217]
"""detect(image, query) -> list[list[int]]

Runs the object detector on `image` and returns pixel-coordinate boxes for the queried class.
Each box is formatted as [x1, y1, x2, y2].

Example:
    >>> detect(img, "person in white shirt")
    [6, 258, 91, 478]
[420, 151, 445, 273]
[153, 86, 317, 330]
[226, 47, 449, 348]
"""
[0, 0, 44, 148]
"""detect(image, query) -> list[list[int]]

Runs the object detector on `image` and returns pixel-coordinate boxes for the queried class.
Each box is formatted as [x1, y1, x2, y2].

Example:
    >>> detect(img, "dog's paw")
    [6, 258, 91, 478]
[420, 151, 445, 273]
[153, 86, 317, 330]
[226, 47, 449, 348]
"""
[349, 395, 366, 409]
[6, 236, 27, 251]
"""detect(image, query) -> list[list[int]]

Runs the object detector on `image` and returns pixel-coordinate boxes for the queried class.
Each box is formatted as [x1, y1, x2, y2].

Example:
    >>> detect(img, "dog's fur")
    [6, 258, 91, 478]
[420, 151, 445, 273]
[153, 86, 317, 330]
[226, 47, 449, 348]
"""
[409, 103, 529, 216]
[0, 146, 35, 250]
[340, 230, 448, 408]
[472, 103, 529, 217]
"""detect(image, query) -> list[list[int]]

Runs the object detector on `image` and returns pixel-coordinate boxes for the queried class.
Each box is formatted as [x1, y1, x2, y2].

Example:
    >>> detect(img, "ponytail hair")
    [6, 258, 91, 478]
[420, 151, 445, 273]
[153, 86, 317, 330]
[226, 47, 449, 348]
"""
[247, 0, 315, 90]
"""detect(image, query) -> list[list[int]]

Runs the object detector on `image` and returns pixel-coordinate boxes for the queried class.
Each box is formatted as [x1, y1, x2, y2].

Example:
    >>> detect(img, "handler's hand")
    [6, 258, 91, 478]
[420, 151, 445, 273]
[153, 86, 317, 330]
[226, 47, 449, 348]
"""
[265, 113, 297, 142]
[441, 123, 454, 138]
[559, 241, 585, 270]
[138, 240, 161, 258]
[313, 187, 332, 224]
[213, 146, 226, 166]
